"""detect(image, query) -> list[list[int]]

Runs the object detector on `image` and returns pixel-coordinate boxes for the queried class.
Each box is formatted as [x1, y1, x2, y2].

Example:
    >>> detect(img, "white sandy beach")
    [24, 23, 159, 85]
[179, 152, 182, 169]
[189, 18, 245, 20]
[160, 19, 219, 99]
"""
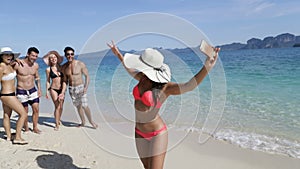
[0, 97, 299, 169]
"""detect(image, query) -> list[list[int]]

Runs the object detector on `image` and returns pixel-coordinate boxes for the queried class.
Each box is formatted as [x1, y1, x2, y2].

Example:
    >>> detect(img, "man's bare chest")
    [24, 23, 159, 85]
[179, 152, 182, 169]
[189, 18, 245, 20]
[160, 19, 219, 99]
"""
[65, 65, 81, 76]
[17, 66, 36, 76]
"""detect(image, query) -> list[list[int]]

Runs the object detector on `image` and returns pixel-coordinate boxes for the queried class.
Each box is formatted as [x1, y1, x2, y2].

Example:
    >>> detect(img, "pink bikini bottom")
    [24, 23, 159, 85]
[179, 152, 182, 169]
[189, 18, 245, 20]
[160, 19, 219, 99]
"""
[135, 124, 167, 141]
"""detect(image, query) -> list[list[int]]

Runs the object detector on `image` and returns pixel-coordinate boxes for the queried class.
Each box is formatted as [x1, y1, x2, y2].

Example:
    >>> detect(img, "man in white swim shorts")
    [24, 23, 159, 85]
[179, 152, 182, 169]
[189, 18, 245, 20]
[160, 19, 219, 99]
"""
[68, 84, 88, 107]
[61, 46, 98, 129]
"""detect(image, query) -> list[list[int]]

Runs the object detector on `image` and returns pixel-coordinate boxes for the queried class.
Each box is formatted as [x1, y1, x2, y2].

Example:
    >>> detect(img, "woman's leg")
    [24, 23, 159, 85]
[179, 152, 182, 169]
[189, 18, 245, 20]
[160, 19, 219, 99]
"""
[135, 132, 151, 169]
[58, 99, 64, 125]
[149, 131, 168, 169]
[50, 89, 60, 130]
[1, 96, 27, 141]
[2, 103, 12, 140]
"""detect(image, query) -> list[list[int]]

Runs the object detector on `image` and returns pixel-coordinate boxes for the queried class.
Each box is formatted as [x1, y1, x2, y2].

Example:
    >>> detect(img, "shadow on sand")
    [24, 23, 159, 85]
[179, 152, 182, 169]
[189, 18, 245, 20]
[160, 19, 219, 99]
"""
[0, 115, 80, 139]
[28, 149, 89, 169]
[9, 115, 80, 129]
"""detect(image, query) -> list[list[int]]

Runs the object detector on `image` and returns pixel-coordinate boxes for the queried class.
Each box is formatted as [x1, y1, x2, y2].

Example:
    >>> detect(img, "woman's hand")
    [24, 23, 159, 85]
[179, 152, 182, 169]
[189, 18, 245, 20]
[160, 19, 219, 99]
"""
[107, 40, 121, 56]
[58, 93, 65, 102]
[204, 47, 220, 72]
[106, 40, 141, 81]
[46, 91, 49, 99]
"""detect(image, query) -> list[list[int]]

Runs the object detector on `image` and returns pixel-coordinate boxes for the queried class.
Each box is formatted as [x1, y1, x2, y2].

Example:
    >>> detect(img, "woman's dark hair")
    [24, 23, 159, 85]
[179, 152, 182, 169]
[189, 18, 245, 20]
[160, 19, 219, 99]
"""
[151, 81, 166, 108]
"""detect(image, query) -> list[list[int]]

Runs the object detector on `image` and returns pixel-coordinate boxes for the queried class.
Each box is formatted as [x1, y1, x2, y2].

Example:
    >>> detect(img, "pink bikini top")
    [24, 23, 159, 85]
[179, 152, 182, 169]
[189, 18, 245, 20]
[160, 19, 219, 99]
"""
[133, 85, 162, 108]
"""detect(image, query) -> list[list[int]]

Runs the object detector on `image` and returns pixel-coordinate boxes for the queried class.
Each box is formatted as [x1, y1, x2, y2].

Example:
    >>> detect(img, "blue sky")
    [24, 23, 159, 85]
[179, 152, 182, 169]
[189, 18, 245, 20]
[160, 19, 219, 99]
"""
[1, 0, 300, 55]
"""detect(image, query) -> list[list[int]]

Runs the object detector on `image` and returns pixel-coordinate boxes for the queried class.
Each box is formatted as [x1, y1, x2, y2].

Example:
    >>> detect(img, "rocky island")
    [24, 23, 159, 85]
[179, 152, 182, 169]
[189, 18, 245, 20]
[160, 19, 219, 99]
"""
[218, 33, 300, 50]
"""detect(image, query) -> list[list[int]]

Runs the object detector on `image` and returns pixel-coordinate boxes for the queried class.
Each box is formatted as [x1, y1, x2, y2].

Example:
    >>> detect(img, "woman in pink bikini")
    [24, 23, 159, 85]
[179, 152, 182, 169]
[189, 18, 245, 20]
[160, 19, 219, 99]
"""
[108, 41, 219, 169]
[43, 51, 66, 130]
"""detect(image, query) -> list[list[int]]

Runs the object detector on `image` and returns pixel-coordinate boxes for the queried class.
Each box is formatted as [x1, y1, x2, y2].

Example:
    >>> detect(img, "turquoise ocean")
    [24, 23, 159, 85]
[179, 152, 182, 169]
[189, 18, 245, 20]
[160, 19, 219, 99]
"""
[35, 47, 300, 158]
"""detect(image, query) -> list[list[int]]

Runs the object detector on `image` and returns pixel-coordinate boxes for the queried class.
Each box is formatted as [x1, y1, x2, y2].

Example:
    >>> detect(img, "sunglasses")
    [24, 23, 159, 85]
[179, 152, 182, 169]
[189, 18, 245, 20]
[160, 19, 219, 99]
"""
[66, 53, 74, 56]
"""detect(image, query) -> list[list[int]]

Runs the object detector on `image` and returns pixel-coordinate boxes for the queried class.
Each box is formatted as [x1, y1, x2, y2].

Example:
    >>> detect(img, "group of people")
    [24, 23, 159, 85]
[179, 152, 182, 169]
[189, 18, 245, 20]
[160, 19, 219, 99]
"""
[1, 41, 219, 169]
[0, 46, 98, 145]
[43, 47, 97, 130]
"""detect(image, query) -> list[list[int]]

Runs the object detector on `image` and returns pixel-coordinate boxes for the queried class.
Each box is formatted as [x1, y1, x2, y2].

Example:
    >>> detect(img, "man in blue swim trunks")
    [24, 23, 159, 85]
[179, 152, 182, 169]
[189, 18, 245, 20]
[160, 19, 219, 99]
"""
[14, 47, 42, 134]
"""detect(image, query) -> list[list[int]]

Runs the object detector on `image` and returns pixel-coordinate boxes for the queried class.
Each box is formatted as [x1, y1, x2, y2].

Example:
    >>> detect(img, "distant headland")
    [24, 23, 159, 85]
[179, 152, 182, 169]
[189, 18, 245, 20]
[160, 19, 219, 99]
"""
[218, 33, 300, 50]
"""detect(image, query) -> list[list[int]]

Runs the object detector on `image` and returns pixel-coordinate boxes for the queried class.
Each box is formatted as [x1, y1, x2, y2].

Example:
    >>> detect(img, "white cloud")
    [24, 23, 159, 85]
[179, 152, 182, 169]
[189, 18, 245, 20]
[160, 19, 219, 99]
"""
[253, 1, 275, 13]
[235, 0, 300, 17]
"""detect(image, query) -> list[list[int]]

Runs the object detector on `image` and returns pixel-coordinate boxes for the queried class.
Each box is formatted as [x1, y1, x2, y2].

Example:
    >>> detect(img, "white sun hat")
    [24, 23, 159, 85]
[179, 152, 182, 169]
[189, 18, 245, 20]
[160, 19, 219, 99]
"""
[124, 48, 171, 83]
[0, 47, 21, 59]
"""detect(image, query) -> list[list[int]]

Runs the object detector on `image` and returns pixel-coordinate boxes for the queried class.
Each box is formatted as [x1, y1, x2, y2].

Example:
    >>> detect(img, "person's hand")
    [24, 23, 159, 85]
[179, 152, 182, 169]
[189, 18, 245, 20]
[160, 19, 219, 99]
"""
[12, 58, 24, 67]
[10, 58, 24, 67]
[107, 40, 120, 56]
[204, 47, 220, 71]
[58, 93, 65, 102]
[38, 90, 42, 97]
[83, 87, 88, 94]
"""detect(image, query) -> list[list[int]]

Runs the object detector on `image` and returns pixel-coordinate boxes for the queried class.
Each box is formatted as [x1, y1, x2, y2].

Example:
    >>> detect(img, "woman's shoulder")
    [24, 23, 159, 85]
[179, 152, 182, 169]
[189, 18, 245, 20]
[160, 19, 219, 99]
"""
[0, 62, 7, 69]
[45, 67, 51, 72]
[0, 63, 6, 74]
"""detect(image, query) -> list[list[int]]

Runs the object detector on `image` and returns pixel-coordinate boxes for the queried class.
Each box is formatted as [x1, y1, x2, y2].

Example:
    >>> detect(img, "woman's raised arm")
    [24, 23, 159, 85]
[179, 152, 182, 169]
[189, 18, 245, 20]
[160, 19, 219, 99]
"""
[165, 48, 220, 96]
[107, 41, 142, 81]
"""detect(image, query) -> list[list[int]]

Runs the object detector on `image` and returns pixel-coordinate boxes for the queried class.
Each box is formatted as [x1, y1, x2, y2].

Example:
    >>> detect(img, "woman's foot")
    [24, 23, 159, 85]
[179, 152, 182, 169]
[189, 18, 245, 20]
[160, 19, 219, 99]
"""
[13, 138, 28, 145]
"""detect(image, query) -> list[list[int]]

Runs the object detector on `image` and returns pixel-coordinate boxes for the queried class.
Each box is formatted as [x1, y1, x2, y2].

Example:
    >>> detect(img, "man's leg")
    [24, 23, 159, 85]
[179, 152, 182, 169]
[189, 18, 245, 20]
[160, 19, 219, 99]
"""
[16, 90, 30, 132]
[23, 105, 29, 132]
[81, 93, 98, 128]
[82, 106, 98, 129]
[76, 104, 86, 126]
[31, 102, 41, 134]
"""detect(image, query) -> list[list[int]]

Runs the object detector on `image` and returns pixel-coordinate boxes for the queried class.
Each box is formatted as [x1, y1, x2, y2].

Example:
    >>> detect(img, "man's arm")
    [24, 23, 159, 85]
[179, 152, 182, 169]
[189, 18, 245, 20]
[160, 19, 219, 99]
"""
[81, 62, 90, 94]
[35, 64, 42, 97]
[61, 64, 69, 90]
[61, 64, 68, 92]
[12, 59, 20, 71]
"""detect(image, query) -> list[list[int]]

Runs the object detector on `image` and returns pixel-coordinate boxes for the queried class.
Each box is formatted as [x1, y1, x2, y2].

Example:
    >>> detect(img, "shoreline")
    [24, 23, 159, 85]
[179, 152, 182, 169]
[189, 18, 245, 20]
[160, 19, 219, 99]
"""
[1, 105, 300, 168]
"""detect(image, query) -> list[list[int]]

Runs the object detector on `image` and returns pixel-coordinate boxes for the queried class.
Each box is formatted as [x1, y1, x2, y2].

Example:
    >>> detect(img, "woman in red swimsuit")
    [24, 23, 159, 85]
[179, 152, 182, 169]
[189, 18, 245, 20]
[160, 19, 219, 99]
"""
[108, 41, 219, 169]
[43, 51, 66, 130]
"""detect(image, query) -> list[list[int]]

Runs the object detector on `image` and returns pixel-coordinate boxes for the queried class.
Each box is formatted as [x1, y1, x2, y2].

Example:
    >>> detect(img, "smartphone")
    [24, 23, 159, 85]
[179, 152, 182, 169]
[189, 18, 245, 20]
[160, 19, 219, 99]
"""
[200, 40, 215, 58]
